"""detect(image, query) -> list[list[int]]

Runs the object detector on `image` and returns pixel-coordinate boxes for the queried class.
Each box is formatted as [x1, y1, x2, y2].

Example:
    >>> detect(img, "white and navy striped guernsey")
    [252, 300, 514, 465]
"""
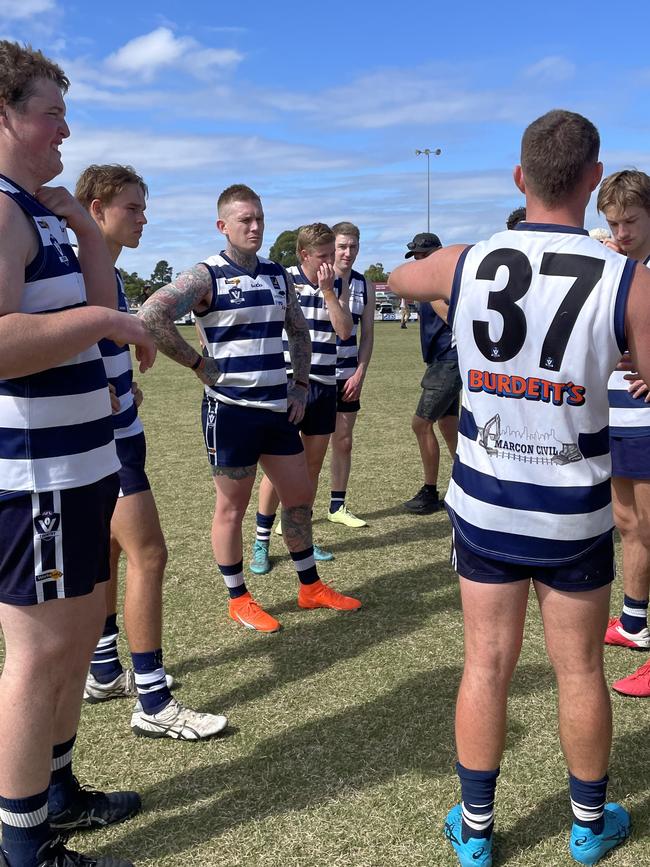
[284, 264, 338, 385]
[336, 269, 367, 380]
[98, 270, 143, 440]
[195, 252, 289, 412]
[446, 223, 634, 565]
[608, 254, 650, 437]
[0, 174, 118, 496]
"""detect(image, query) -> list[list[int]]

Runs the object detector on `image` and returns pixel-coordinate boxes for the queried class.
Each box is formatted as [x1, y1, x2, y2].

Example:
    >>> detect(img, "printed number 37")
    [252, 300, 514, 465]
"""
[472, 249, 604, 372]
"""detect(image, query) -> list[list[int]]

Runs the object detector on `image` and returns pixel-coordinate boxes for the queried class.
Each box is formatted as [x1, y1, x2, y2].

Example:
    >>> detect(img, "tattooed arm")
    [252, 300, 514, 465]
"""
[138, 264, 220, 386]
[283, 272, 311, 424]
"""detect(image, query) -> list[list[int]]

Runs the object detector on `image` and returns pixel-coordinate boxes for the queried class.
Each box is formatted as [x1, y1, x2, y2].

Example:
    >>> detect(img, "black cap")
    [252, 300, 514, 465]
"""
[405, 232, 442, 258]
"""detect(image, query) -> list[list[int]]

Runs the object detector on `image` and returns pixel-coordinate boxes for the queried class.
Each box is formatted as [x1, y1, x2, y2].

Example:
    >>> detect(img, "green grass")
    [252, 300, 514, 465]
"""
[3, 324, 650, 866]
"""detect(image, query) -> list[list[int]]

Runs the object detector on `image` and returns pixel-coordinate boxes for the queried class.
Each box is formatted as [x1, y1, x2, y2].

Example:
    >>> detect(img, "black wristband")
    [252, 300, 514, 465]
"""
[191, 355, 203, 371]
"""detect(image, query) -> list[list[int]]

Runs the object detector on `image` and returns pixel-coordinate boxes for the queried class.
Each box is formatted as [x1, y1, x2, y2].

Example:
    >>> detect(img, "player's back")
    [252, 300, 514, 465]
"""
[446, 222, 634, 565]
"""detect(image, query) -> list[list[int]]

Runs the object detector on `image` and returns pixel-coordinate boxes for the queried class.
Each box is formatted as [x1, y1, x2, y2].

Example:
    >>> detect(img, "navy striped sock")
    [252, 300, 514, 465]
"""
[256, 512, 275, 543]
[132, 649, 173, 715]
[290, 547, 319, 585]
[620, 595, 648, 634]
[457, 762, 499, 843]
[569, 773, 607, 835]
[218, 561, 247, 599]
[48, 735, 76, 815]
[89, 613, 123, 683]
[0, 789, 50, 867]
[329, 491, 346, 513]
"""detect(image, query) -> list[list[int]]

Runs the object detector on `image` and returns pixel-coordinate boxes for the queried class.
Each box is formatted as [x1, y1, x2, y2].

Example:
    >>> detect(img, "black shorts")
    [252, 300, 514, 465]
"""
[116, 432, 151, 498]
[299, 381, 337, 436]
[416, 361, 461, 421]
[0, 474, 119, 606]
[336, 379, 361, 414]
[451, 527, 615, 592]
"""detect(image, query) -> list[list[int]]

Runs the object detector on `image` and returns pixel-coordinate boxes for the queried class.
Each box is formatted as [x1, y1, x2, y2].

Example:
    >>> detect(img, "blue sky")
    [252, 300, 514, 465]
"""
[3, 1, 650, 278]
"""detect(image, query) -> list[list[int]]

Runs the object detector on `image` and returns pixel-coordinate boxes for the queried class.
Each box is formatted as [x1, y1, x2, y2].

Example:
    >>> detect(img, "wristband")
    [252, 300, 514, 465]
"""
[294, 379, 309, 390]
[191, 355, 204, 371]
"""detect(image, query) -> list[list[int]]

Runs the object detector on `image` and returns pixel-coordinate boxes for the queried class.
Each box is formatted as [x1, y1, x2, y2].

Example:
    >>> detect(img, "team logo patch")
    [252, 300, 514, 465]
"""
[34, 510, 61, 540]
[36, 569, 63, 583]
[37, 218, 49, 229]
[477, 413, 582, 465]
[228, 286, 245, 305]
[49, 234, 69, 266]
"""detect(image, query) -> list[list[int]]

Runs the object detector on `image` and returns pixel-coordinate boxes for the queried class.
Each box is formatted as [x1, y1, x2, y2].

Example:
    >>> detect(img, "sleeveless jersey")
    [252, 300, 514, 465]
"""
[195, 253, 289, 412]
[284, 265, 338, 385]
[607, 254, 650, 437]
[98, 270, 143, 440]
[0, 174, 118, 495]
[419, 301, 457, 363]
[336, 269, 367, 380]
[446, 223, 633, 565]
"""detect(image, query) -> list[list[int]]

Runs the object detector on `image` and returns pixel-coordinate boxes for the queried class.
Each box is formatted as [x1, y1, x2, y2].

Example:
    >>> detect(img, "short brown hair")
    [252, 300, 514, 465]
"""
[0, 40, 69, 109]
[332, 221, 360, 241]
[597, 170, 650, 215]
[75, 164, 148, 209]
[520, 109, 600, 206]
[217, 184, 261, 217]
[296, 222, 335, 256]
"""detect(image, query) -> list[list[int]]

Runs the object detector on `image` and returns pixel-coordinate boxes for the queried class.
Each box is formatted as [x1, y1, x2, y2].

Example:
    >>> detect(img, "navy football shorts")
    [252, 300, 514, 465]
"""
[116, 432, 151, 498]
[202, 396, 303, 468]
[298, 380, 337, 436]
[336, 378, 361, 414]
[610, 434, 650, 480]
[0, 474, 119, 605]
[451, 527, 615, 592]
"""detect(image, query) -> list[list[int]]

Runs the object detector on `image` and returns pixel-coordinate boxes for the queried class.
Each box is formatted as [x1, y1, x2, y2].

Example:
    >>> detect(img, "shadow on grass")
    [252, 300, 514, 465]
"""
[319, 511, 452, 557]
[177, 557, 461, 714]
[98, 663, 522, 862]
[490, 721, 650, 863]
[98, 663, 553, 861]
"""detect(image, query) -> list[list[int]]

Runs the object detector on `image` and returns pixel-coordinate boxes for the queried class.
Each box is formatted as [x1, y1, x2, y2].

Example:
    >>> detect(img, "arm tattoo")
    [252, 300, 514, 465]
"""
[283, 274, 311, 382]
[212, 464, 257, 480]
[280, 505, 312, 552]
[138, 265, 212, 367]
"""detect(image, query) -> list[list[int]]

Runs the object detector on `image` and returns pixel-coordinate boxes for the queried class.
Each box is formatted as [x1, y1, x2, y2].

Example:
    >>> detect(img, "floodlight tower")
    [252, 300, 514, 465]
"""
[415, 147, 442, 232]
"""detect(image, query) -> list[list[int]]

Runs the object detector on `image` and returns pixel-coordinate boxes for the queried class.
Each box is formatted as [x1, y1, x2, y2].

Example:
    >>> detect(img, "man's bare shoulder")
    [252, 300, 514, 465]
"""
[0, 194, 39, 314]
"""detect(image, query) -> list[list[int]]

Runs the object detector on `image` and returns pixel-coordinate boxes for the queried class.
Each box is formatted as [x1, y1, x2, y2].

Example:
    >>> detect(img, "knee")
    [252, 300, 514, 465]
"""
[614, 506, 640, 541]
[130, 538, 168, 579]
[411, 415, 431, 438]
[334, 433, 353, 456]
[464, 644, 520, 687]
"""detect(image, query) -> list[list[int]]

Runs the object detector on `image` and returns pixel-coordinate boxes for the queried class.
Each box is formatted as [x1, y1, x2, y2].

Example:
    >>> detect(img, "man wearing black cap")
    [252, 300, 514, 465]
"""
[403, 232, 461, 514]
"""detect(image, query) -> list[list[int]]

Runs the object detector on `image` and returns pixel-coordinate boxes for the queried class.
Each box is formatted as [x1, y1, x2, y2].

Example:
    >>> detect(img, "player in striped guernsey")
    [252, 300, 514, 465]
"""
[0, 42, 156, 867]
[140, 188, 360, 635]
[596, 170, 650, 696]
[75, 164, 227, 741]
[326, 221, 375, 529]
[253, 223, 355, 572]
[390, 110, 650, 866]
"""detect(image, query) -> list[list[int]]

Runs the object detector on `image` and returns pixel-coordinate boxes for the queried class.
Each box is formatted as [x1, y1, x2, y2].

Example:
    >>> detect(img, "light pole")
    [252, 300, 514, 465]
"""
[415, 147, 442, 232]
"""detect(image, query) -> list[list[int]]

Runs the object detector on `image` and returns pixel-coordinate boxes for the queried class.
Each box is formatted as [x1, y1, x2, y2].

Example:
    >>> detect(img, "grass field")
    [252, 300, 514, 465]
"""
[3, 323, 649, 866]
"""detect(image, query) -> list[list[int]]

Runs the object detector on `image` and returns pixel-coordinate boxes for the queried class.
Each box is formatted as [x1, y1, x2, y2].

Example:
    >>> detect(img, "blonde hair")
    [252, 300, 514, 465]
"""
[597, 170, 650, 215]
[75, 164, 147, 209]
[295, 222, 335, 256]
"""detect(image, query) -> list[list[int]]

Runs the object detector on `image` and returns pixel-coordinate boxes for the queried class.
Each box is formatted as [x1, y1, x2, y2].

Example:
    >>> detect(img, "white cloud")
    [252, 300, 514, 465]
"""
[0, 0, 56, 20]
[523, 56, 576, 84]
[105, 27, 242, 83]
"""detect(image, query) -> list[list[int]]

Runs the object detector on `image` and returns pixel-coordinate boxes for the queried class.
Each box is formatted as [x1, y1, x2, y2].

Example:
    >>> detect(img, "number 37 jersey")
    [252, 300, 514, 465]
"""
[446, 223, 634, 565]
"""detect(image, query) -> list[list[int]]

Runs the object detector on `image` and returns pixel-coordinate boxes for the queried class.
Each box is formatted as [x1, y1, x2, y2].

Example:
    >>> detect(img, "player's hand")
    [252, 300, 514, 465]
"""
[131, 381, 144, 408]
[108, 383, 120, 414]
[603, 239, 624, 255]
[342, 371, 363, 402]
[626, 378, 650, 401]
[195, 356, 220, 387]
[287, 380, 307, 424]
[35, 186, 97, 237]
[317, 263, 336, 296]
[106, 310, 156, 372]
